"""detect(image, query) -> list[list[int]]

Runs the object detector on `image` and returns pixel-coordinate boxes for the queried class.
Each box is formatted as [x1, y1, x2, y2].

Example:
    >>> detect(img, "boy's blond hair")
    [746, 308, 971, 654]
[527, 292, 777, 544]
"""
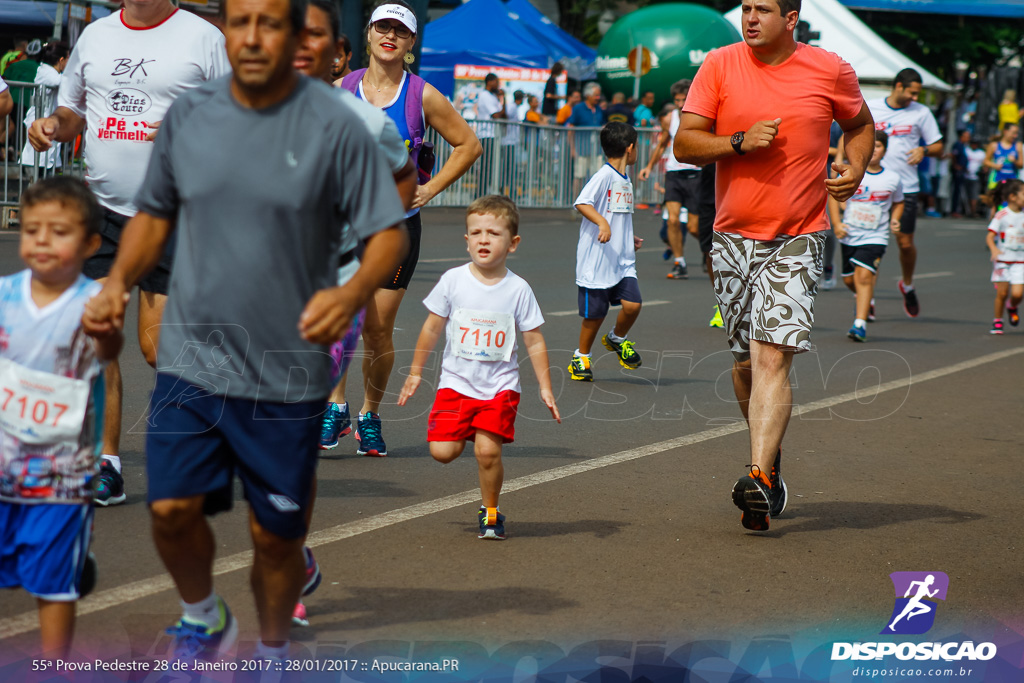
[466, 195, 519, 237]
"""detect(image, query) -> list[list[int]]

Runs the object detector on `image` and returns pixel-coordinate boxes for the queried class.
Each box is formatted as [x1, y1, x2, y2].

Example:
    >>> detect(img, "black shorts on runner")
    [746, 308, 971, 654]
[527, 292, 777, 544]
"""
[840, 243, 886, 277]
[372, 211, 421, 291]
[664, 170, 701, 213]
[899, 193, 919, 235]
[82, 208, 174, 294]
[697, 164, 716, 255]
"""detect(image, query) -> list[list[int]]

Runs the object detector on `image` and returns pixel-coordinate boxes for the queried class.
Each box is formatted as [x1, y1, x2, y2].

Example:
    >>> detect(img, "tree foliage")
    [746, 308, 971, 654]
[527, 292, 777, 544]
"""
[851, 11, 1024, 83]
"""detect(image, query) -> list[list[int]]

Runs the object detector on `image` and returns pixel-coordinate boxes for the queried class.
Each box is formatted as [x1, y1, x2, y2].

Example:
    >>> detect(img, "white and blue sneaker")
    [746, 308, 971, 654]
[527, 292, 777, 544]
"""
[848, 324, 866, 342]
[165, 598, 238, 663]
[355, 412, 387, 457]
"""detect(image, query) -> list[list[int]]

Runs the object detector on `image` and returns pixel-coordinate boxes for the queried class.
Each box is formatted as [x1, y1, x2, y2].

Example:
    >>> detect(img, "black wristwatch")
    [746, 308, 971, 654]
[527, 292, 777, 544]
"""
[731, 131, 746, 156]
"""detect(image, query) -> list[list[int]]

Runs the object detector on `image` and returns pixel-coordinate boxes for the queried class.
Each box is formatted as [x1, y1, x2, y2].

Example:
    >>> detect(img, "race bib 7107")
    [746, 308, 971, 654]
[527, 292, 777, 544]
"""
[0, 358, 89, 445]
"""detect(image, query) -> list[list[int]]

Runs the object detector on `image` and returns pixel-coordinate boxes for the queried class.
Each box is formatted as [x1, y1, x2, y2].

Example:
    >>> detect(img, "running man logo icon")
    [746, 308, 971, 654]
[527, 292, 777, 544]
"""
[881, 571, 949, 635]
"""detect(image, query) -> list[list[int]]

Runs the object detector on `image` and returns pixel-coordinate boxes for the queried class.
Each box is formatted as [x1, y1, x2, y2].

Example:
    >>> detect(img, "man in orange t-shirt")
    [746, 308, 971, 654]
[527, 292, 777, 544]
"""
[675, 0, 874, 532]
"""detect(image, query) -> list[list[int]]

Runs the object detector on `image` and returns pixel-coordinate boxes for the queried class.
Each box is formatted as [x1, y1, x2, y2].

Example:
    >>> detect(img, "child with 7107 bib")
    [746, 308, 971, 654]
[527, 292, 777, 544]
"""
[398, 195, 560, 540]
[0, 177, 122, 657]
[569, 122, 644, 382]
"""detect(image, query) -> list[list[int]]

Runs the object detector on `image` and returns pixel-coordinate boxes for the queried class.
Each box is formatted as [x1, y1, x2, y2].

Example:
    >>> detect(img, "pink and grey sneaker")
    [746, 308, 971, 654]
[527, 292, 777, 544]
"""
[292, 546, 321, 626]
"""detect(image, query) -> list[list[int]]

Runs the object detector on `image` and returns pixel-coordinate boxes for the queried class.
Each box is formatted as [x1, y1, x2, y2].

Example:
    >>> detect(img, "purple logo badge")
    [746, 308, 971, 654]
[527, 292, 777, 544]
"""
[881, 571, 949, 635]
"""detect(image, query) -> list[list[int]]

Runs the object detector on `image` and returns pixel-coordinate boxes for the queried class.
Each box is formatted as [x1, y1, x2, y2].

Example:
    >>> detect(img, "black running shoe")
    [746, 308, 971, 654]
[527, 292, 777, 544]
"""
[732, 465, 783, 531]
[93, 461, 126, 506]
[667, 262, 688, 279]
[768, 450, 787, 518]
[80, 552, 97, 598]
[898, 281, 920, 318]
[601, 334, 642, 369]
[569, 354, 593, 381]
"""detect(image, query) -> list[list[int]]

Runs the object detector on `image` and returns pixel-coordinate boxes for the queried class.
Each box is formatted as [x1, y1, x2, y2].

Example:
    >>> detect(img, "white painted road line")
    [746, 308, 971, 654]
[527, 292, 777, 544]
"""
[2, 346, 1022, 639]
[547, 300, 673, 317]
[892, 271, 954, 280]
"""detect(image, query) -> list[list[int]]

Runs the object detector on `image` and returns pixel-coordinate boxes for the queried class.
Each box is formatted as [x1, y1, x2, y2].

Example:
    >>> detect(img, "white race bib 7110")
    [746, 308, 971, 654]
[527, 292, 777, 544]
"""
[450, 308, 515, 362]
[0, 358, 89, 445]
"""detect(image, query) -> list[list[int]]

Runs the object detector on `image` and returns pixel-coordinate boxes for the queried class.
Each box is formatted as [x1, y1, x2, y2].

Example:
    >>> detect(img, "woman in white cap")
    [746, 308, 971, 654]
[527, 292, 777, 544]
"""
[337, 0, 481, 458]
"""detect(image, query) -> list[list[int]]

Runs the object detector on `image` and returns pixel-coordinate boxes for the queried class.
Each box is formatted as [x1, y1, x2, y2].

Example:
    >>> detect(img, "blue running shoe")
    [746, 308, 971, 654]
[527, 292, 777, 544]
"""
[301, 546, 322, 597]
[355, 412, 387, 456]
[848, 324, 866, 342]
[319, 402, 351, 450]
[478, 506, 506, 540]
[166, 599, 238, 662]
[93, 461, 126, 506]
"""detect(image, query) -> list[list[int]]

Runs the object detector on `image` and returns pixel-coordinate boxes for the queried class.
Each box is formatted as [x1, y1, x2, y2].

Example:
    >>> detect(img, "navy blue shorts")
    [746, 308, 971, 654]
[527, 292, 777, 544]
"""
[146, 373, 323, 540]
[0, 502, 93, 600]
[578, 277, 642, 320]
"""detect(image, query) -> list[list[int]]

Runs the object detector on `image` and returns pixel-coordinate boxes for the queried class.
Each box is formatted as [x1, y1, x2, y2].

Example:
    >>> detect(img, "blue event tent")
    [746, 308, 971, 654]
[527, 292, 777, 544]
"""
[421, 0, 597, 97]
[839, 0, 1024, 18]
[421, 0, 549, 97]
[504, 0, 597, 81]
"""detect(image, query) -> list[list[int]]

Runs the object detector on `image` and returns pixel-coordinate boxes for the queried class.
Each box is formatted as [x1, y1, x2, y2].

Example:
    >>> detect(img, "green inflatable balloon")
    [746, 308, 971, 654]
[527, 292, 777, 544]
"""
[596, 3, 741, 106]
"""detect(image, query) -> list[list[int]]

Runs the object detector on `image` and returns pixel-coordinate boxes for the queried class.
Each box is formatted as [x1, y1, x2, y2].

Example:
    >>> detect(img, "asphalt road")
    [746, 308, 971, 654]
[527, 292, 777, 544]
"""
[0, 208, 1021, 682]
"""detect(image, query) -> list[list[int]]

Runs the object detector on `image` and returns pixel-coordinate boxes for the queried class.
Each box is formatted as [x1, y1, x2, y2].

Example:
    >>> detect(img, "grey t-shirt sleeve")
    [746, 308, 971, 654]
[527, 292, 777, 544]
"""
[336, 121, 406, 241]
[134, 98, 183, 219]
[379, 116, 411, 174]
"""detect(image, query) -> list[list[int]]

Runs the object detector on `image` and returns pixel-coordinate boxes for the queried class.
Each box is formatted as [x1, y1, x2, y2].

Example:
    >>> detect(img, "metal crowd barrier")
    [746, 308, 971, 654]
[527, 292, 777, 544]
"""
[1, 80, 85, 227]
[1, 91, 669, 220]
[426, 121, 667, 209]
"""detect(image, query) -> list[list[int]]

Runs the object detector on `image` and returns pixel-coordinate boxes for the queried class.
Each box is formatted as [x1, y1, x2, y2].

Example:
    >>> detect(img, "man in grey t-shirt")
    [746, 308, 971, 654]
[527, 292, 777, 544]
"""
[83, 0, 407, 663]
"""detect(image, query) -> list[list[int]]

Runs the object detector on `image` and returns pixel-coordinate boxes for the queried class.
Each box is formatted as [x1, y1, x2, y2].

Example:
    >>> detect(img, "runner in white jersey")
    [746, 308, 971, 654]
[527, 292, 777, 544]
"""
[27, 0, 228, 505]
[866, 68, 943, 319]
[639, 79, 702, 280]
[829, 131, 904, 342]
[985, 179, 1024, 335]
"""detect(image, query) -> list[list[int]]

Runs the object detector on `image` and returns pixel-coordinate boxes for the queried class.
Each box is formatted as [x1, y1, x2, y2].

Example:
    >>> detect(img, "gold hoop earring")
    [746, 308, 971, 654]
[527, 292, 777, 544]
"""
[403, 52, 415, 65]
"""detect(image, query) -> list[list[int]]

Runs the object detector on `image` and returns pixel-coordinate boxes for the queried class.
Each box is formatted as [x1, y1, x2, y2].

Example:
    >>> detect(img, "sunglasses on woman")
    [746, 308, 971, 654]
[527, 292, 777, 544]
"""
[372, 20, 412, 39]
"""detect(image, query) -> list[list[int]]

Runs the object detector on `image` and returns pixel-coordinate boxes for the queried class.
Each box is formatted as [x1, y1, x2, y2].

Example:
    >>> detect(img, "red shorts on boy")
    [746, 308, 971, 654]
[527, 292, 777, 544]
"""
[427, 389, 521, 443]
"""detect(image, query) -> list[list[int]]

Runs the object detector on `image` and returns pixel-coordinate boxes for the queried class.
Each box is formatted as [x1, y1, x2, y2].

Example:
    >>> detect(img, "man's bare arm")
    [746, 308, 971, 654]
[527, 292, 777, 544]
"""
[674, 113, 781, 166]
[0, 90, 12, 120]
[826, 103, 874, 202]
[28, 106, 87, 150]
[81, 214, 174, 339]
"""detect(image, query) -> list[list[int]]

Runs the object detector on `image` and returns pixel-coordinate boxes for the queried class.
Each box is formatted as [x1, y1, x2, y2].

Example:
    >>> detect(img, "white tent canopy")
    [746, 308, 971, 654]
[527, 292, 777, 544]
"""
[725, 0, 953, 98]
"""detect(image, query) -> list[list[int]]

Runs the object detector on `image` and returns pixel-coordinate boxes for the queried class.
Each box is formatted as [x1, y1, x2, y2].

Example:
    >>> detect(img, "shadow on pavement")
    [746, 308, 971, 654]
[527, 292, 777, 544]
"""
[449, 518, 630, 540]
[757, 501, 985, 537]
[306, 586, 578, 630]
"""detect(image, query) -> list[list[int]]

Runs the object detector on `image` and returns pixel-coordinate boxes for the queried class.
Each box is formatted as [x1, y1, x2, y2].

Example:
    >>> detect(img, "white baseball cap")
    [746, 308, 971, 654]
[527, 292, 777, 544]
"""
[370, 4, 418, 34]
